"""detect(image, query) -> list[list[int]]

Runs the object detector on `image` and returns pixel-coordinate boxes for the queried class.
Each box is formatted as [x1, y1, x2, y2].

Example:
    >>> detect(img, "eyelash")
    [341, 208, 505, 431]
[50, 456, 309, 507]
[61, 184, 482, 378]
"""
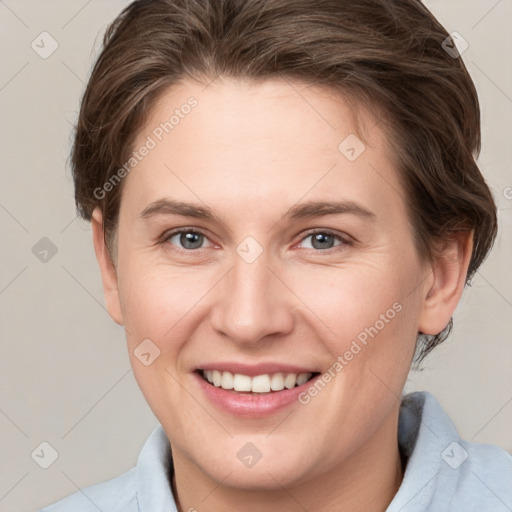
[159, 227, 353, 256]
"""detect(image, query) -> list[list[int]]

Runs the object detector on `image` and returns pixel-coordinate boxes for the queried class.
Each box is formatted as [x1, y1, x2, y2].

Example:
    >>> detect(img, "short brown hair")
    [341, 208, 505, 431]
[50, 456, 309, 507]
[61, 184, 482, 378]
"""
[71, 0, 497, 364]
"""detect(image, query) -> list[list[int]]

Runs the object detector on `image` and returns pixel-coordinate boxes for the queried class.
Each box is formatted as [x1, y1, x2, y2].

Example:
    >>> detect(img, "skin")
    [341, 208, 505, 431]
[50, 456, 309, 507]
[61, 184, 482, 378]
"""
[92, 77, 472, 512]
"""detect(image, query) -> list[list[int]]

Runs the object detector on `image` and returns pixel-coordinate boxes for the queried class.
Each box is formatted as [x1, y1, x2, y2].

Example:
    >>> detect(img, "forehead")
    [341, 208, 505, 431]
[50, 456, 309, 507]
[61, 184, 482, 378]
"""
[123, 77, 404, 224]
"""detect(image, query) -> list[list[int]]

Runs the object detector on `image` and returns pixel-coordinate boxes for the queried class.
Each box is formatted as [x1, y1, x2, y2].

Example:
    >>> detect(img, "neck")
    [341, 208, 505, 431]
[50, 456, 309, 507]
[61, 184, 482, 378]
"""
[172, 408, 404, 512]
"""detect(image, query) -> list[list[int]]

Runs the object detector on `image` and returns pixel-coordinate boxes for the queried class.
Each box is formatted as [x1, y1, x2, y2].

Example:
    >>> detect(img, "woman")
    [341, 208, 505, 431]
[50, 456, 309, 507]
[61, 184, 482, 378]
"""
[40, 0, 511, 510]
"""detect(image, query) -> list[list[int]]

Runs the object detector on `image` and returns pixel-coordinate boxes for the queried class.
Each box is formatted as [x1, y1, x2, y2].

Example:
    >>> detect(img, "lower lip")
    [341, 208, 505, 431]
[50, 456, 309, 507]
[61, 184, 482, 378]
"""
[193, 371, 320, 417]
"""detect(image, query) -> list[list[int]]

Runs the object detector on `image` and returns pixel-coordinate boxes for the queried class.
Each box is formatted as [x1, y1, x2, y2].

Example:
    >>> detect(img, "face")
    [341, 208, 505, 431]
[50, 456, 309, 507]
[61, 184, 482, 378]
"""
[94, 78, 454, 492]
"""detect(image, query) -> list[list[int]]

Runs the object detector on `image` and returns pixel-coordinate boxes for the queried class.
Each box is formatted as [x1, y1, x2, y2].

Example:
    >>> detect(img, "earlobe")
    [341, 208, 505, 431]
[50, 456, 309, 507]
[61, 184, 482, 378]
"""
[418, 231, 474, 335]
[91, 208, 124, 325]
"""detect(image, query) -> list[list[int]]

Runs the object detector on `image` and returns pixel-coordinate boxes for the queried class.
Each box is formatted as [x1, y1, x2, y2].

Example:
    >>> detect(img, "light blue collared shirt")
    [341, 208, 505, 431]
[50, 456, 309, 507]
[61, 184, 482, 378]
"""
[39, 391, 512, 511]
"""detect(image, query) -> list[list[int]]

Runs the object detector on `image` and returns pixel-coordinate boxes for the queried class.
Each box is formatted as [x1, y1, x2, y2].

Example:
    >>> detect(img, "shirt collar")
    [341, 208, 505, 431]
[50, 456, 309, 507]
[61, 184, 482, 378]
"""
[134, 391, 455, 512]
[387, 391, 461, 511]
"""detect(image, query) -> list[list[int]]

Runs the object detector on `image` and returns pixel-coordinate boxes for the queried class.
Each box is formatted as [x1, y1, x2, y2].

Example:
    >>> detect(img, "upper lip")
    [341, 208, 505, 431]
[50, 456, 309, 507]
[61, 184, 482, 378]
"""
[196, 362, 319, 376]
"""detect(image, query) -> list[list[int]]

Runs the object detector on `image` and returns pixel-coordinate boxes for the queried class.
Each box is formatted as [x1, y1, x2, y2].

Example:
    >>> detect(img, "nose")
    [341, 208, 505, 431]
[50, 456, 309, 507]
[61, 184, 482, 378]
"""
[210, 251, 295, 346]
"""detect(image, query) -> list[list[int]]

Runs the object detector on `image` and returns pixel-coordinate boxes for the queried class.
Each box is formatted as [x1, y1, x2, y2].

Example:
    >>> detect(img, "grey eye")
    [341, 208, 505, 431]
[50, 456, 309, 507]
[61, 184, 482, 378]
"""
[168, 231, 205, 250]
[299, 232, 343, 250]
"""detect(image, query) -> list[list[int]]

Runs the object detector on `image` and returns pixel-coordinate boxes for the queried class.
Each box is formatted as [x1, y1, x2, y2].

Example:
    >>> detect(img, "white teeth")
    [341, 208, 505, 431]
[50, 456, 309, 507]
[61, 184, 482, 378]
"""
[270, 373, 285, 391]
[296, 372, 310, 386]
[221, 371, 234, 389]
[212, 370, 222, 387]
[252, 374, 271, 393]
[284, 373, 297, 389]
[233, 373, 252, 392]
[202, 370, 313, 393]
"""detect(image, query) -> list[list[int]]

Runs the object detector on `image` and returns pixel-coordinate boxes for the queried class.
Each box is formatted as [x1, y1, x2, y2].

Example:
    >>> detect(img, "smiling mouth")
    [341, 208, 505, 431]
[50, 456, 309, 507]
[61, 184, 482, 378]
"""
[197, 369, 320, 394]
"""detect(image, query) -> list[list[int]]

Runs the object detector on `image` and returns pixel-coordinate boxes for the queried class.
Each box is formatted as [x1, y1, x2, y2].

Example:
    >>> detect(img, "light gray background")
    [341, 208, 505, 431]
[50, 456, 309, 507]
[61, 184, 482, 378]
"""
[0, 1, 511, 511]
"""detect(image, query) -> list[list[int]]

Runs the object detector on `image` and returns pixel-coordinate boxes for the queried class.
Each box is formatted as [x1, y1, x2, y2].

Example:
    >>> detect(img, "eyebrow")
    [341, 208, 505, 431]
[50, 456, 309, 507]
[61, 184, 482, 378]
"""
[140, 198, 376, 222]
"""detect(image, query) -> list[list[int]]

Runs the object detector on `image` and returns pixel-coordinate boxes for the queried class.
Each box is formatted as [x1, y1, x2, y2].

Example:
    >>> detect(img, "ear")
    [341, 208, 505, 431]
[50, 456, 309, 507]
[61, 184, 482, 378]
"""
[418, 231, 473, 335]
[91, 208, 124, 325]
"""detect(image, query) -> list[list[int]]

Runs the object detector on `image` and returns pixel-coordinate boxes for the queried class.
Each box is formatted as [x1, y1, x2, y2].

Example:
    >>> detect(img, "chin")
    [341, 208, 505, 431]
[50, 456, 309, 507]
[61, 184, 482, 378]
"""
[197, 446, 314, 491]
[217, 464, 307, 492]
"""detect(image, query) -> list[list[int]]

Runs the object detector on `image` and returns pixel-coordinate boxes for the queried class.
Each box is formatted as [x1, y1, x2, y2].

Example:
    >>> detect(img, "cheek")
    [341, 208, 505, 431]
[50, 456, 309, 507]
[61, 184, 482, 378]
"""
[117, 264, 198, 415]
[286, 253, 423, 404]
[289, 257, 419, 341]
[116, 258, 216, 363]
[121, 275, 184, 345]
